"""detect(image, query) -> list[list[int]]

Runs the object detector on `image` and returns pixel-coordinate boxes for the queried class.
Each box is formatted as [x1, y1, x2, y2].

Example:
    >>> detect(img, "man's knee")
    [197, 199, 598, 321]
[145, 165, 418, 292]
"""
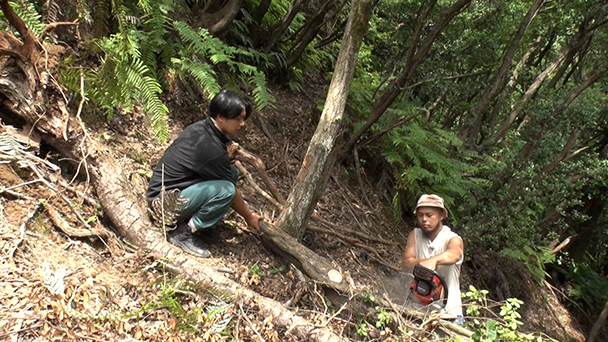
[215, 181, 236, 204]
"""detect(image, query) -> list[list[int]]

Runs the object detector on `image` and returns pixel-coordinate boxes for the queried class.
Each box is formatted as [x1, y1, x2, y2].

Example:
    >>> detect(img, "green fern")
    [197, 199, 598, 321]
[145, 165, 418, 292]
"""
[0, 1, 47, 38]
[383, 119, 487, 218]
[57, 0, 275, 143]
[171, 20, 274, 109]
[249, 72, 275, 109]
[501, 245, 555, 283]
[92, 0, 110, 38]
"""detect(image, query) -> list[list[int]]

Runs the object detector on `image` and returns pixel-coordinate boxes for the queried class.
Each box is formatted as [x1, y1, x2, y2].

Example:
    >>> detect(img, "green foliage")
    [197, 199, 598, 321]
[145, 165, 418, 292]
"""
[382, 119, 487, 222]
[249, 264, 265, 277]
[361, 288, 375, 303]
[375, 307, 391, 328]
[463, 286, 557, 342]
[57, 0, 275, 143]
[0, 1, 47, 37]
[270, 265, 286, 274]
[566, 255, 608, 312]
[500, 245, 555, 283]
[355, 321, 369, 337]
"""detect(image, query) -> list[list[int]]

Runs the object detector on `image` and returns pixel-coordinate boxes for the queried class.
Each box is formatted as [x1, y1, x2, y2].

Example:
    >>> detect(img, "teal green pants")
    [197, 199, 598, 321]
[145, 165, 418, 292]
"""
[178, 165, 238, 231]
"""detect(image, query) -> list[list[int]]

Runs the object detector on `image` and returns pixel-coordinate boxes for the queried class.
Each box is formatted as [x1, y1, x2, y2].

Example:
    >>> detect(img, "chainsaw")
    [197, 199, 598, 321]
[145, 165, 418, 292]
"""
[408, 264, 449, 308]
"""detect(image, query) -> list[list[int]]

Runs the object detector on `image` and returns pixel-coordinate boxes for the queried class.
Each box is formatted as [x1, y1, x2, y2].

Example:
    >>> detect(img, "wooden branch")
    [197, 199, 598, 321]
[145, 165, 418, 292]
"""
[236, 156, 398, 248]
[234, 161, 283, 209]
[259, 220, 349, 292]
[0, 47, 26, 61]
[0, 0, 40, 64]
[379, 293, 474, 339]
[587, 300, 608, 342]
[352, 146, 374, 209]
[311, 215, 398, 246]
[550, 236, 572, 254]
[39, 19, 79, 38]
[237, 163, 398, 249]
[45, 204, 108, 238]
[234, 147, 286, 204]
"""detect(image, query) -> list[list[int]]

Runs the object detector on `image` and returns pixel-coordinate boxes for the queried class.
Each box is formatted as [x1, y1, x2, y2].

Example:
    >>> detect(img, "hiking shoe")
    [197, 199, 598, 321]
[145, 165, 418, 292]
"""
[197, 227, 221, 243]
[167, 223, 211, 258]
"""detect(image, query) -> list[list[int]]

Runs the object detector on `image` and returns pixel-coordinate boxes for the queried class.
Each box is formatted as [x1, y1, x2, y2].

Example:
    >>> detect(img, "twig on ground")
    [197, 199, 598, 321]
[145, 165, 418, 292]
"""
[45, 204, 108, 238]
[0, 179, 44, 193]
[311, 216, 398, 246]
[27, 161, 96, 230]
[382, 293, 409, 332]
[319, 293, 355, 328]
[353, 146, 374, 209]
[235, 161, 283, 209]
[238, 302, 266, 342]
[11, 202, 43, 257]
[0, 186, 34, 200]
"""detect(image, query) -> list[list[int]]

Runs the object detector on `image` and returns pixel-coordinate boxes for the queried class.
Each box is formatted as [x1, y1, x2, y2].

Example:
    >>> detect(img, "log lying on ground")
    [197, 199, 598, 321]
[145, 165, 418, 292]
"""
[258, 220, 349, 292]
[93, 156, 347, 342]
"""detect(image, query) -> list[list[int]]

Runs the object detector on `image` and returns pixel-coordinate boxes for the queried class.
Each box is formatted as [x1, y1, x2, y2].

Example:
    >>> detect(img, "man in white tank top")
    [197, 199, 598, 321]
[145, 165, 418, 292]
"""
[401, 194, 464, 321]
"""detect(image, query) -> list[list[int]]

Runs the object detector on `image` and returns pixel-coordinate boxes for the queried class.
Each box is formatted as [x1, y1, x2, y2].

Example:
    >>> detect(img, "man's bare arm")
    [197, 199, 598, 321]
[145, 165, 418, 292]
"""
[231, 188, 262, 232]
[401, 232, 463, 271]
[401, 230, 420, 271]
[418, 236, 463, 270]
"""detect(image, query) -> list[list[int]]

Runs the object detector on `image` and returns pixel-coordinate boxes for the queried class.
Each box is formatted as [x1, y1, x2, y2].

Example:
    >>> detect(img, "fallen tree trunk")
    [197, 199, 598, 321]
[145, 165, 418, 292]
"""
[93, 156, 347, 342]
[258, 220, 348, 292]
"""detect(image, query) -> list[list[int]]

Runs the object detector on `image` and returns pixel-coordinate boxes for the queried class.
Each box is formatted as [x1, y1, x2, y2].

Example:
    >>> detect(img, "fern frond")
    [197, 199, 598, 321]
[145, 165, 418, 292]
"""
[249, 72, 275, 110]
[124, 59, 169, 141]
[43, 0, 61, 23]
[8, 1, 47, 37]
[93, 0, 111, 37]
[172, 57, 221, 99]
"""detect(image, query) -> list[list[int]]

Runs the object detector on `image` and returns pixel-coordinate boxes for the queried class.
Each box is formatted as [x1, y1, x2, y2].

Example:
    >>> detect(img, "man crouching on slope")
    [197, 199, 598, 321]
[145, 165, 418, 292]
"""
[401, 194, 464, 322]
[146, 89, 263, 258]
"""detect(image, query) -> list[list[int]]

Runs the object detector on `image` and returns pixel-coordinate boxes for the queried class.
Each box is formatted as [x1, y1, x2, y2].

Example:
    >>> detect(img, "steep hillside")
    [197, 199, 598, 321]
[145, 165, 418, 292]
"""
[0, 80, 592, 341]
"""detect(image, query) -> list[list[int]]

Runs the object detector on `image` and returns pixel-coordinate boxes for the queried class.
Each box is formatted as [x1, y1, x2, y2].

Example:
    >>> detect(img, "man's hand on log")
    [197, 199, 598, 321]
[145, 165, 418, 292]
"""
[245, 213, 263, 233]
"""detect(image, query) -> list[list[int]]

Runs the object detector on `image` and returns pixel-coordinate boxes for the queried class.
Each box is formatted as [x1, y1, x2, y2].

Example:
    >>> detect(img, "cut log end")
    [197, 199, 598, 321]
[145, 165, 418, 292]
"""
[327, 269, 343, 283]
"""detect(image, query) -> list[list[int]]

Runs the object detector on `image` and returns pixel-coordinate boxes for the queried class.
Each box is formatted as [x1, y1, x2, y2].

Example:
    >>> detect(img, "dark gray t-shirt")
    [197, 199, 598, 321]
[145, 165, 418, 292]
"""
[146, 117, 234, 201]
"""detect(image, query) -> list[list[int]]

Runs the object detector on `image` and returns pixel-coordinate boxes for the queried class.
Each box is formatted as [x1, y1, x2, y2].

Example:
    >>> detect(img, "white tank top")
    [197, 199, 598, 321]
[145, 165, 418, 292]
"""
[414, 225, 463, 317]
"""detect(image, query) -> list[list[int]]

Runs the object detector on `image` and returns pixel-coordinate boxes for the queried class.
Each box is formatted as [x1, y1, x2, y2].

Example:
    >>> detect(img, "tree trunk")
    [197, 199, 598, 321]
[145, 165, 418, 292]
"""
[199, 0, 243, 36]
[340, 0, 471, 158]
[587, 300, 608, 342]
[252, 0, 272, 24]
[485, 44, 570, 146]
[484, 34, 543, 139]
[275, 0, 374, 240]
[285, 0, 346, 68]
[458, 0, 546, 145]
[547, 13, 603, 89]
[263, 0, 307, 52]
[0, 0, 39, 64]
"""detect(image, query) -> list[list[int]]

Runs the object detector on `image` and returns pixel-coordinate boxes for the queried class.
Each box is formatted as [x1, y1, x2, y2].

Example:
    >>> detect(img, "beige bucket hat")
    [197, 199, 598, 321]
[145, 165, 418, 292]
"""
[414, 194, 448, 218]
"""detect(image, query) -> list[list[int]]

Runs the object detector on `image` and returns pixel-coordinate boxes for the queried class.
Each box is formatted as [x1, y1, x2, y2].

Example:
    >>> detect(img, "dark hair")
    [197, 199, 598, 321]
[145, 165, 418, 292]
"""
[208, 89, 251, 120]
